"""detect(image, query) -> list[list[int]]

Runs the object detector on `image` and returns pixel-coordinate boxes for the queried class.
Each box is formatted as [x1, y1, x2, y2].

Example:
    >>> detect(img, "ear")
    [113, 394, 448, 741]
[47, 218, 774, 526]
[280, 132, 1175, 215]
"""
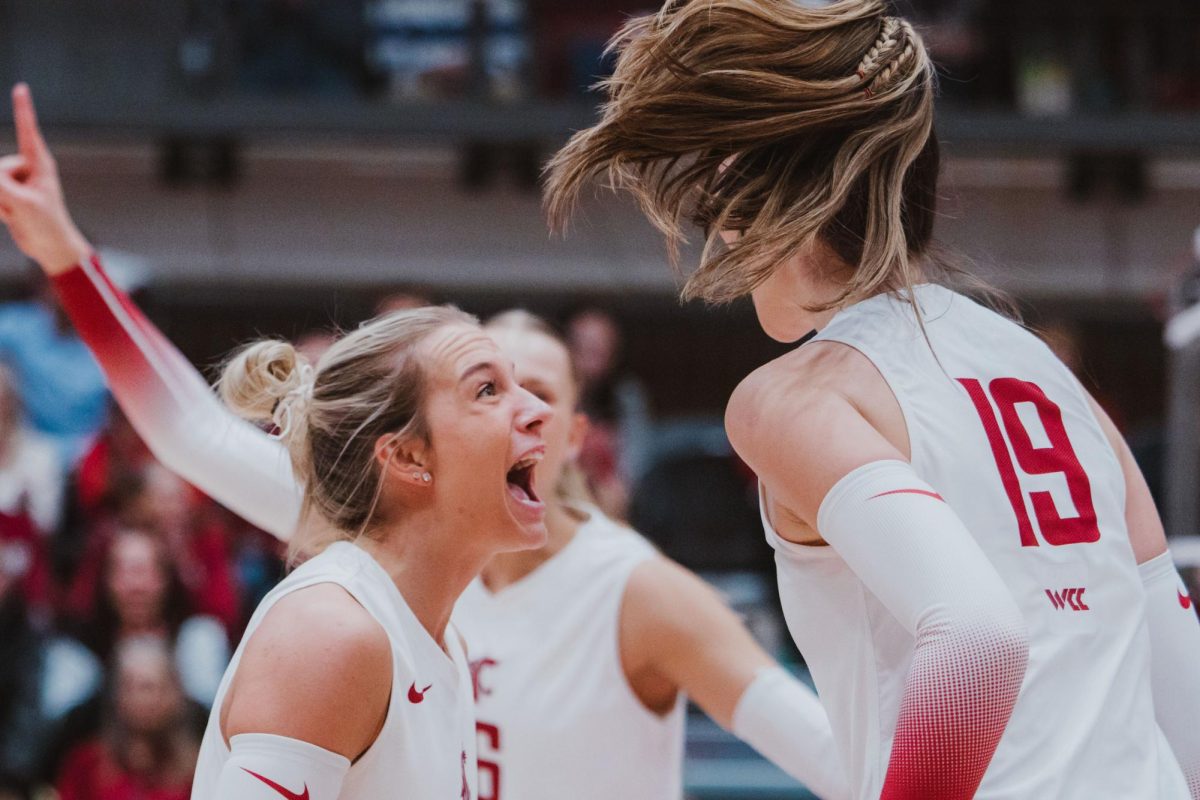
[565, 412, 589, 464]
[374, 433, 434, 488]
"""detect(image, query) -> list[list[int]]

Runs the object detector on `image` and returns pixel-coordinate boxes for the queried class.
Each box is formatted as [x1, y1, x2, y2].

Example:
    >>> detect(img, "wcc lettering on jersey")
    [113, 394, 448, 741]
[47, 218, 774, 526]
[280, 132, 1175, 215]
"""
[1045, 588, 1090, 611]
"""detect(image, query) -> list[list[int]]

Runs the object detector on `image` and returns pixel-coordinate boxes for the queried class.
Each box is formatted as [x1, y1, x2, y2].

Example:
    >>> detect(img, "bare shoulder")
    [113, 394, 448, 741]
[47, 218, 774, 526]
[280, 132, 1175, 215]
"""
[223, 582, 392, 759]
[726, 341, 905, 527]
[620, 556, 773, 725]
[728, 341, 891, 436]
[623, 556, 723, 629]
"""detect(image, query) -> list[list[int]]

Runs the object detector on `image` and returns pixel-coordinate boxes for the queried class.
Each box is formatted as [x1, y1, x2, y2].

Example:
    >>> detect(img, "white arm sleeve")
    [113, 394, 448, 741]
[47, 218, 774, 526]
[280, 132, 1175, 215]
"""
[1140, 552, 1200, 797]
[731, 666, 850, 800]
[211, 734, 350, 800]
[817, 460, 1030, 800]
[53, 258, 302, 540]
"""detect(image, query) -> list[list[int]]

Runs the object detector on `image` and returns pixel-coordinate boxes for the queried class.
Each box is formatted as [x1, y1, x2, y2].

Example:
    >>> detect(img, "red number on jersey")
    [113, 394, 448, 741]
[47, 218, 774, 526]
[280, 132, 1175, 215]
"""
[959, 378, 1100, 547]
[476, 722, 501, 800]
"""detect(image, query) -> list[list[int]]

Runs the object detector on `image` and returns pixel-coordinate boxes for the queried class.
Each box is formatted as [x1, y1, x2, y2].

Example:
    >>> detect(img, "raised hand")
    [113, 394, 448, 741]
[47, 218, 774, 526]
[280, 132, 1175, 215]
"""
[0, 84, 91, 274]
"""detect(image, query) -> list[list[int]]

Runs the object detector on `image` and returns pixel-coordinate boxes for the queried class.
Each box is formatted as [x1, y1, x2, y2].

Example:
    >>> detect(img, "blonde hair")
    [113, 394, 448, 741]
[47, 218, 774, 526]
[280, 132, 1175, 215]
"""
[484, 310, 596, 509]
[545, 0, 941, 311]
[220, 306, 477, 560]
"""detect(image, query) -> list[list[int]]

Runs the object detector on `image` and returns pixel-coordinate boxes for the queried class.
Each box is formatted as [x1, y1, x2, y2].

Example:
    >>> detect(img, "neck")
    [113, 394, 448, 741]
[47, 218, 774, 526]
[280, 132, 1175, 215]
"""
[480, 501, 582, 593]
[357, 510, 493, 647]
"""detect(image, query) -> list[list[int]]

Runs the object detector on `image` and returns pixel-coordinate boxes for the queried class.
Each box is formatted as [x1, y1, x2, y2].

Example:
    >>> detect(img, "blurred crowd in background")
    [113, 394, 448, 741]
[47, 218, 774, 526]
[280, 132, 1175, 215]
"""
[0, 266, 680, 800]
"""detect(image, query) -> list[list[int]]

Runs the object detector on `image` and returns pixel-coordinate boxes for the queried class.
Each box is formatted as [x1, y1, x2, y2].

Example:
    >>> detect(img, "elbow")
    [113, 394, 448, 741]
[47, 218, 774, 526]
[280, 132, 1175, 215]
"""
[987, 617, 1030, 688]
[924, 605, 1030, 692]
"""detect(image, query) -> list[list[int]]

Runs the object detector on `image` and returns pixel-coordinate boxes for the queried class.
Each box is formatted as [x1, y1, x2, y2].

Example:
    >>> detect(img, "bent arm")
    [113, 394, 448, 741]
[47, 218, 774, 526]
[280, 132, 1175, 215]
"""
[52, 256, 302, 539]
[621, 558, 850, 799]
[1092, 396, 1200, 796]
[728, 376, 1028, 800]
[817, 460, 1028, 800]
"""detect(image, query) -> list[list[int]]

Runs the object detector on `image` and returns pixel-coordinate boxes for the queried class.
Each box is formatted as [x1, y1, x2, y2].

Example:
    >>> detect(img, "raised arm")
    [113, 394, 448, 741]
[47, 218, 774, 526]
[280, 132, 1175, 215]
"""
[1091, 395, 1200, 797]
[0, 84, 301, 539]
[727, 363, 1029, 800]
[620, 556, 850, 800]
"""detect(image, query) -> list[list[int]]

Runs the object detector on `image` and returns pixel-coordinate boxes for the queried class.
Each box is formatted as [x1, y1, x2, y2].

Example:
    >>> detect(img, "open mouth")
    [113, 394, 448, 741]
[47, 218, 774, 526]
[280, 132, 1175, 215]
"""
[506, 452, 543, 506]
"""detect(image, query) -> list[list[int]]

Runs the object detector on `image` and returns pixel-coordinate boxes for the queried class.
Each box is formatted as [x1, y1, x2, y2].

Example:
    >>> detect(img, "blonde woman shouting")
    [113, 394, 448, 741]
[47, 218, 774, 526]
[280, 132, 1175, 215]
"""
[0, 84, 552, 800]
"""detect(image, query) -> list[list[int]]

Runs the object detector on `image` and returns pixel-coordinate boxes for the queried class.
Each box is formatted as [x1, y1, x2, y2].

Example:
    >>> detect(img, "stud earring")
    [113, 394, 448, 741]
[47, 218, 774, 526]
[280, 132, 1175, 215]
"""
[422, 472, 432, 483]
[411, 472, 421, 480]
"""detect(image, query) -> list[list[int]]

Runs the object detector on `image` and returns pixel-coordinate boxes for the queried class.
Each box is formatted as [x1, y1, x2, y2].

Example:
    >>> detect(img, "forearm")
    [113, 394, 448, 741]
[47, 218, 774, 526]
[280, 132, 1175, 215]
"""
[52, 256, 302, 539]
[817, 461, 1029, 800]
[1141, 552, 1200, 797]
[732, 666, 851, 800]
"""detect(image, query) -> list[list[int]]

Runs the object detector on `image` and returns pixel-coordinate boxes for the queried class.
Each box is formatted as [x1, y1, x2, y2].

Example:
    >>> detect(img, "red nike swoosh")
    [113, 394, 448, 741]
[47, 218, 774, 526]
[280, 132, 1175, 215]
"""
[408, 682, 433, 703]
[1180, 590, 1193, 611]
[243, 769, 309, 800]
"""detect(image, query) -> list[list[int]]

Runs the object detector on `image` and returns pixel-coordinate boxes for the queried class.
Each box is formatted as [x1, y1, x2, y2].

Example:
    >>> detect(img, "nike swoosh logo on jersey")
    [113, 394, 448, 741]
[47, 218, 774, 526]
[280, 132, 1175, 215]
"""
[408, 681, 433, 703]
[1180, 590, 1193, 611]
[243, 768, 309, 800]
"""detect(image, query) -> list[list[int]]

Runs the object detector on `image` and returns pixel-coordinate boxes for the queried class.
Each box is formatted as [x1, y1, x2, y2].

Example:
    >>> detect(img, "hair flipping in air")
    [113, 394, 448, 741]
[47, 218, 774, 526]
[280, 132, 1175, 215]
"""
[545, 0, 944, 310]
[220, 306, 477, 561]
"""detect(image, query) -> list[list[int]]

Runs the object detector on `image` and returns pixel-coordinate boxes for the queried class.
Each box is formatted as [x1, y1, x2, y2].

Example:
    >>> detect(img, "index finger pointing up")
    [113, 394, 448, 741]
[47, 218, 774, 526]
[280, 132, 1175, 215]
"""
[12, 84, 48, 165]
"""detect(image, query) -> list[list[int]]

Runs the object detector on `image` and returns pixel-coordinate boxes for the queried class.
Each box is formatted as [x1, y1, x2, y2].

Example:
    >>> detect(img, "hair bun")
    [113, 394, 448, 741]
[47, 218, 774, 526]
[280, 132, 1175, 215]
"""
[219, 340, 313, 430]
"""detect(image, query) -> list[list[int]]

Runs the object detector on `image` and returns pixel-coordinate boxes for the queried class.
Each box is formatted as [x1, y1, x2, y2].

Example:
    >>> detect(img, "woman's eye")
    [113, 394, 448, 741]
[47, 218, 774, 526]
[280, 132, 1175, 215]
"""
[477, 382, 497, 399]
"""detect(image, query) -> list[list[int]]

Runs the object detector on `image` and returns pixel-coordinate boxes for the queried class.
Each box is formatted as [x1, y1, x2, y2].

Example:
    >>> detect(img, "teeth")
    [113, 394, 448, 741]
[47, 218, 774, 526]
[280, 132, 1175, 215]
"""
[511, 453, 543, 471]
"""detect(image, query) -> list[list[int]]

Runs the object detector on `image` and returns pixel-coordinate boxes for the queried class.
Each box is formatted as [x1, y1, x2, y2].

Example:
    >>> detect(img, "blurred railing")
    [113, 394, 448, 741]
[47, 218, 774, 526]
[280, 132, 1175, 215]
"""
[0, 0, 1197, 154]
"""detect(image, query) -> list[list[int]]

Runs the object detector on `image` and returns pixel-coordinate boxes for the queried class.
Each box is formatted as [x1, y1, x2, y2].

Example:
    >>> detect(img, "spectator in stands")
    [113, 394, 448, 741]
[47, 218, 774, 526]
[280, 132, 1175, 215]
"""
[0, 520, 100, 791]
[118, 465, 240, 634]
[63, 462, 240, 637]
[55, 636, 199, 800]
[75, 406, 154, 521]
[0, 266, 108, 467]
[73, 529, 229, 709]
[566, 308, 651, 518]
[0, 363, 64, 538]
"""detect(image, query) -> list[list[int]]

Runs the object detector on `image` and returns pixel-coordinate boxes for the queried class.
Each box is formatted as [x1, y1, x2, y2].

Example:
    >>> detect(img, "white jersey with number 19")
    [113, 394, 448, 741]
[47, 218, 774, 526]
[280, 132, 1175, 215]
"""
[765, 284, 1188, 800]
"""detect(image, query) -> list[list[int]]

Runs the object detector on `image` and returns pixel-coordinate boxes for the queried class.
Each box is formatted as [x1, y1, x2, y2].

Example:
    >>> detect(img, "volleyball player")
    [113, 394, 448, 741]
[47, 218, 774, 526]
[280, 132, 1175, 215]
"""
[0, 84, 555, 800]
[543, 1, 1200, 797]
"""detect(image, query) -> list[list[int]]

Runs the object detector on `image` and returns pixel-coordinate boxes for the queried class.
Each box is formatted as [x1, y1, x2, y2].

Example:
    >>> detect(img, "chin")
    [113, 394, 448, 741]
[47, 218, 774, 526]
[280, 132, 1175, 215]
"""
[499, 520, 548, 553]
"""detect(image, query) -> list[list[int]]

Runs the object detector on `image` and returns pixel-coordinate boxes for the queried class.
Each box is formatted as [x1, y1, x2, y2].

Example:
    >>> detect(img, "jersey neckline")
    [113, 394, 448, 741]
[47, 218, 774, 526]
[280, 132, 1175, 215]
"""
[329, 541, 465, 681]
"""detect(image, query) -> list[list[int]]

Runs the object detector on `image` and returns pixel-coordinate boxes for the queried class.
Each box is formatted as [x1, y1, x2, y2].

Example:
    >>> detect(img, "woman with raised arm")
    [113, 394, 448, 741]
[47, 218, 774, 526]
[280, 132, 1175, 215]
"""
[0, 87, 848, 798]
[543, 1, 1200, 798]
[0, 85, 553, 800]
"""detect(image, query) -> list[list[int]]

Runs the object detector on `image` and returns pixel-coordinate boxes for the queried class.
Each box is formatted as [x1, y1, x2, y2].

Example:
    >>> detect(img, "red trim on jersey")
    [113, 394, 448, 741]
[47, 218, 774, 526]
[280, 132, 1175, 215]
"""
[869, 489, 946, 503]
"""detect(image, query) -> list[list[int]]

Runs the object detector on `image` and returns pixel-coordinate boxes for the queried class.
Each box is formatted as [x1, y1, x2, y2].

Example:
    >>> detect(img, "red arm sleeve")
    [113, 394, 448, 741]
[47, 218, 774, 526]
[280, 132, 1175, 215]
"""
[51, 256, 302, 540]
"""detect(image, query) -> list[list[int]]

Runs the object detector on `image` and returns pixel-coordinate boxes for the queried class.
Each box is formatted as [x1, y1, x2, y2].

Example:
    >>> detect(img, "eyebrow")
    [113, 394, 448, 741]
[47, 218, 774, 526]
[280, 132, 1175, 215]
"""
[459, 361, 497, 383]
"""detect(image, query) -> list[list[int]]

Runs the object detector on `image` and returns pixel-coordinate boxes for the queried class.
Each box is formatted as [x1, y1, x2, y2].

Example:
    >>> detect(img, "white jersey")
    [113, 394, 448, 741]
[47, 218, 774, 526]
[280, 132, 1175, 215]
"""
[192, 541, 478, 800]
[764, 285, 1188, 800]
[453, 508, 686, 800]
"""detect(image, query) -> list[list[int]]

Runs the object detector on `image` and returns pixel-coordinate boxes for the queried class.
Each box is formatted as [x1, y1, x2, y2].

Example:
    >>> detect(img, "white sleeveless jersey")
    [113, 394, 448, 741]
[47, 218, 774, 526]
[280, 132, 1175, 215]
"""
[763, 285, 1188, 800]
[452, 508, 686, 800]
[192, 542, 478, 800]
